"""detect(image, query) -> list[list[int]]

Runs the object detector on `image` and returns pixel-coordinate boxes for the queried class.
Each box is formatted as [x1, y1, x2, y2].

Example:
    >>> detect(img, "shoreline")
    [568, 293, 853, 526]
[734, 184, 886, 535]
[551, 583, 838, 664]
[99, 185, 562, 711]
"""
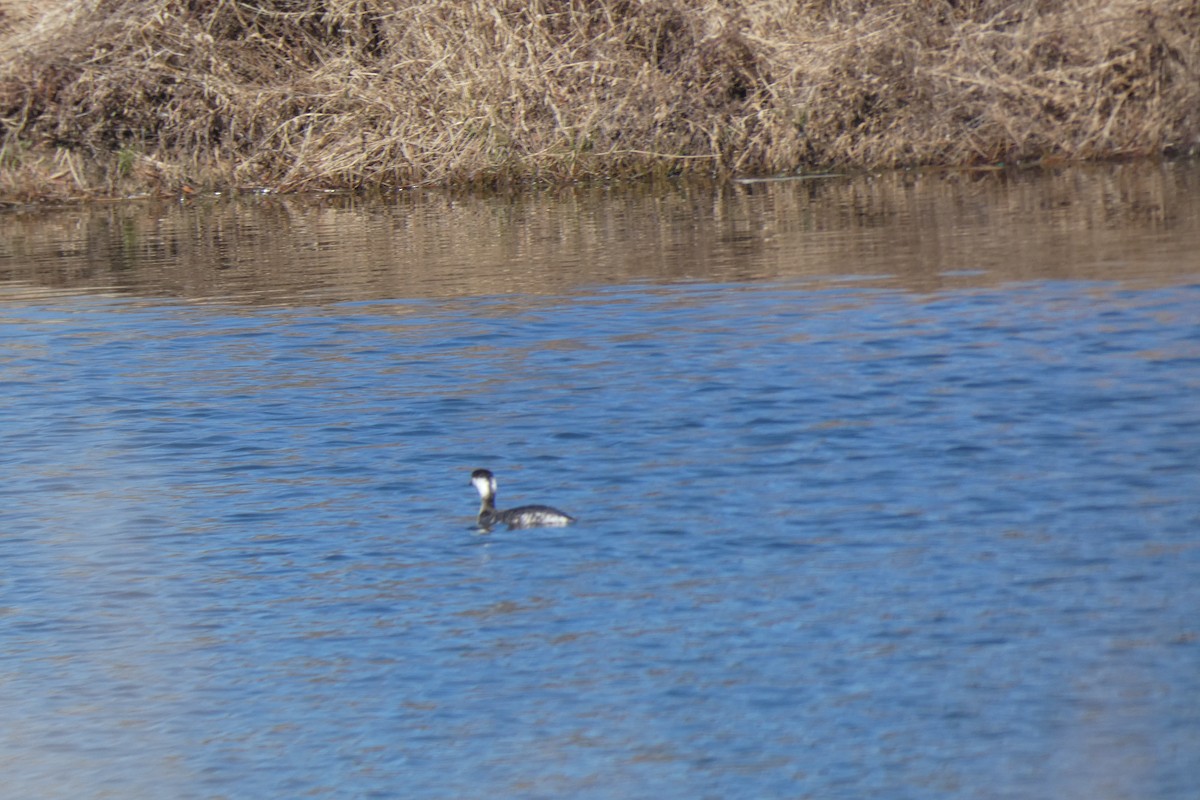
[2, 0, 1198, 203]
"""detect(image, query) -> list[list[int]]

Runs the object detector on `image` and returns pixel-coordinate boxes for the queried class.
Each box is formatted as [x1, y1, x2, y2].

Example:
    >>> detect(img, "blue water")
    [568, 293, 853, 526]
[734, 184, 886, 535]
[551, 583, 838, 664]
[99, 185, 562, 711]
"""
[2, 174, 1200, 799]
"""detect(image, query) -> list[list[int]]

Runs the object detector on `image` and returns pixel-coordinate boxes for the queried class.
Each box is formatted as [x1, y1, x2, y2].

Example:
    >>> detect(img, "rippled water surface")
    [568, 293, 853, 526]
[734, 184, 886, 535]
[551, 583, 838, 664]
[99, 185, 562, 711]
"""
[2, 165, 1199, 799]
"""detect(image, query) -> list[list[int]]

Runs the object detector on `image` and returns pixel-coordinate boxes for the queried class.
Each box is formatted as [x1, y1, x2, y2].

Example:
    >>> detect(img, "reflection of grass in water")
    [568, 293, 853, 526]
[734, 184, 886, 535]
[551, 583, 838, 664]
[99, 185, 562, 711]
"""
[0, 0, 1197, 200]
[1, 161, 1198, 301]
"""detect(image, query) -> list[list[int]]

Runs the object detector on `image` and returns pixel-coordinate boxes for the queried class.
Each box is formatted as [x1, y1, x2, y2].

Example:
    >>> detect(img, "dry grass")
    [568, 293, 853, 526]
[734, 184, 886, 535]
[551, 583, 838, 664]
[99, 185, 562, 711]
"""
[1, 0, 1198, 200]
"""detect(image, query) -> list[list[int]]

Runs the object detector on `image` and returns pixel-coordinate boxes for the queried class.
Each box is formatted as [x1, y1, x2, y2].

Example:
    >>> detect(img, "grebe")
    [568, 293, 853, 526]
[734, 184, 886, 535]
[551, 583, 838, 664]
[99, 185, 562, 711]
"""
[470, 468, 575, 530]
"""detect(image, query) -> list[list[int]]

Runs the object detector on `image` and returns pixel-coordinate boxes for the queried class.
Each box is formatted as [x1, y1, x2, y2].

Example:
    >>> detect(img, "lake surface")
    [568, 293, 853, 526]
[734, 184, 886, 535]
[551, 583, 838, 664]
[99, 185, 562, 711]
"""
[2, 163, 1199, 799]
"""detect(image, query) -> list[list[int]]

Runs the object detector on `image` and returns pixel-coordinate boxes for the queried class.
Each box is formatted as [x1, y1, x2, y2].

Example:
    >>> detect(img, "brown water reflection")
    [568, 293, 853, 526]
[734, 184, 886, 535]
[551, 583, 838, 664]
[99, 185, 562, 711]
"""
[1, 161, 1198, 303]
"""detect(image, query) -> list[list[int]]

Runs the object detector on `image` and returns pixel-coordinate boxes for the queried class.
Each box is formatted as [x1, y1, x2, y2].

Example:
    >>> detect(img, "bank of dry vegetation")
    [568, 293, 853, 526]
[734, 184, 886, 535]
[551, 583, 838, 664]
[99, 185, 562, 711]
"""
[1, 0, 1198, 199]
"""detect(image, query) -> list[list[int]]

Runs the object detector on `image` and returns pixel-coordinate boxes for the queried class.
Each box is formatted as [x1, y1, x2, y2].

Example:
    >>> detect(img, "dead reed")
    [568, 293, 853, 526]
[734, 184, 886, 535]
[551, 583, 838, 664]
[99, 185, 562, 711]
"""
[1, 0, 1197, 200]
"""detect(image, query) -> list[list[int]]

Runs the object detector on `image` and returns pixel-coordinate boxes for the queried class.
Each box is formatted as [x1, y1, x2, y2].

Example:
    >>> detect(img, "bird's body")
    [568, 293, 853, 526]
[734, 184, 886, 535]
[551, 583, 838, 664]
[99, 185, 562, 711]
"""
[470, 469, 575, 530]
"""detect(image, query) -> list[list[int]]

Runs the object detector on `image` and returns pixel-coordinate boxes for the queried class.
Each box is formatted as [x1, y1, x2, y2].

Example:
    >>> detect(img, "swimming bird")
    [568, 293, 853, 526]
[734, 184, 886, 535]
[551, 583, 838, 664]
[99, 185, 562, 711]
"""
[470, 468, 575, 530]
